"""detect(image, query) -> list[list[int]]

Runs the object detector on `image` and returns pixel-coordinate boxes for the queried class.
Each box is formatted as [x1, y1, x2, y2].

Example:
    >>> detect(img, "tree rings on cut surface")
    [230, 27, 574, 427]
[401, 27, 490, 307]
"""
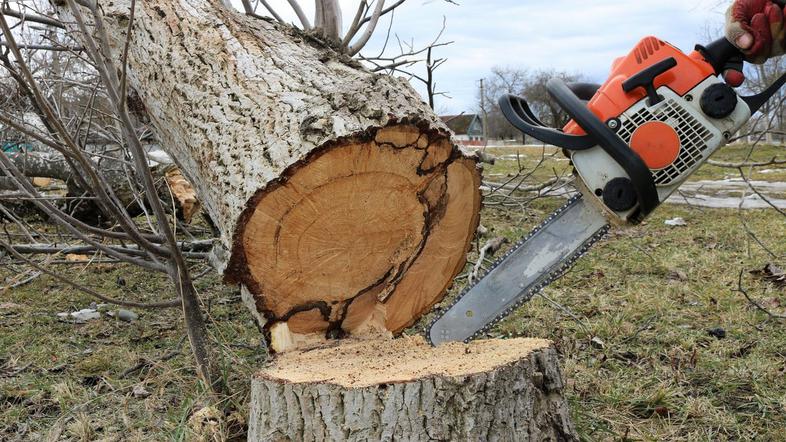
[228, 124, 481, 352]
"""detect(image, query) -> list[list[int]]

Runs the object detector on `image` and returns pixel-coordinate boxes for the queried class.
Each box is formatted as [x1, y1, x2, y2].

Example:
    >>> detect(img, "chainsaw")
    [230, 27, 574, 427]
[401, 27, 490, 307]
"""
[427, 36, 786, 346]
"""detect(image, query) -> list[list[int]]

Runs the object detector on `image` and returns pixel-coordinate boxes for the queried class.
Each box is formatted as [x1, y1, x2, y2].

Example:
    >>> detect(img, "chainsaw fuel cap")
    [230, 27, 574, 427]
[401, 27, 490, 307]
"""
[629, 121, 681, 170]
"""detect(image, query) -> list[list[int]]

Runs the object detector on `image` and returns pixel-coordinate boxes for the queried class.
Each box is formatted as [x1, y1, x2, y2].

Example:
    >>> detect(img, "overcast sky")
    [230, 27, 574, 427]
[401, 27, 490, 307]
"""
[250, 1, 730, 114]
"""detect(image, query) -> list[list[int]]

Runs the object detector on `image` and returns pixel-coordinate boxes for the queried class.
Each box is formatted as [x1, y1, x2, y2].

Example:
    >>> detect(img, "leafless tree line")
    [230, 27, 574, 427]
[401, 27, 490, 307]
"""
[477, 67, 584, 142]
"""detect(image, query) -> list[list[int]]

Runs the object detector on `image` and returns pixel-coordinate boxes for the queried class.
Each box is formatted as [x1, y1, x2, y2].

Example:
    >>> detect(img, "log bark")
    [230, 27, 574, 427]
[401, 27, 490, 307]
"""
[61, 0, 482, 349]
[249, 337, 578, 441]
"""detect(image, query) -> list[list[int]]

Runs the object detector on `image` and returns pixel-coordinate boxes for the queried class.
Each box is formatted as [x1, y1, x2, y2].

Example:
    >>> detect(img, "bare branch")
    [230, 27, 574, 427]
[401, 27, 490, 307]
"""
[708, 157, 786, 168]
[469, 237, 508, 285]
[237, 0, 279, 22]
[0, 238, 181, 309]
[735, 270, 786, 320]
[119, 0, 136, 110]
[1, 6, 65, 29]
[0, 41, 82, 51]
[314, 0, 342, 42]
[738, 166, 786, 217]
[286, 0, 312, 30]
[356, 0, 404, 28]
[341, 0, 368, 47]
[7, 241, 212, 259]
[348, 0, 385, 56]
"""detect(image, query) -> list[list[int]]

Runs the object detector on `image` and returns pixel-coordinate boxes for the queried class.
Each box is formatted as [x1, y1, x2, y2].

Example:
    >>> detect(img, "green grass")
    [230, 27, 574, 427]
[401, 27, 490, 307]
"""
[1, 146, 784, 440]
[477, 201, 786, 441]
[0, 263, 260, 440]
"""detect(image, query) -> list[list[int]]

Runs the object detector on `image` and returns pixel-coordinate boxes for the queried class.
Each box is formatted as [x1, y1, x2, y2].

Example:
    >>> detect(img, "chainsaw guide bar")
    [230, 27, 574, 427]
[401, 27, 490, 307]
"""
[426, 193, 610, 346]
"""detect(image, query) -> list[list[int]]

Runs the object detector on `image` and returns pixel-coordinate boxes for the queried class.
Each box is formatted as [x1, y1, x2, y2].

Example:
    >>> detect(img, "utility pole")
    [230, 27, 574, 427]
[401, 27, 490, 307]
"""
[479, 79, 488, 146]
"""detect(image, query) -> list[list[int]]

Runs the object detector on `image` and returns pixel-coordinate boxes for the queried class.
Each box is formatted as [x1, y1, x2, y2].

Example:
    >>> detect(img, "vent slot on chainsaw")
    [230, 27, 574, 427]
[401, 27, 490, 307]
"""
[616, 98, 714, 186]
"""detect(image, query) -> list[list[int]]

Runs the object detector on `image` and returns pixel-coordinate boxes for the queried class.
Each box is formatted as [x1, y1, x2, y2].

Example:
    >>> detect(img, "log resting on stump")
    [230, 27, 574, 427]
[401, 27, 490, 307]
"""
[249, 337, 578, 441]
[64, 0, 482, 350]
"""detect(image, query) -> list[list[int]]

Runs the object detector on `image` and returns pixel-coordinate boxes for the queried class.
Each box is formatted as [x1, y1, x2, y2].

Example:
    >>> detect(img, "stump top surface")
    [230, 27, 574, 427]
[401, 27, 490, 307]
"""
[258, 336, 551, 388]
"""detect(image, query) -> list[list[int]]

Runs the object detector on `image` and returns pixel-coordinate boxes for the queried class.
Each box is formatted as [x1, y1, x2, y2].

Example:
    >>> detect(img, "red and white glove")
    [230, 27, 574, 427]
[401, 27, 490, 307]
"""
[726, 0, 786, 64]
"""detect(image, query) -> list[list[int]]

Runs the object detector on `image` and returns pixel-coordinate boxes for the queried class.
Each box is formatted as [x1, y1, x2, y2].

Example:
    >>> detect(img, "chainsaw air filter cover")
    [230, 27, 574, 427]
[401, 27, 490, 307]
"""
[616, 95, 713, 185]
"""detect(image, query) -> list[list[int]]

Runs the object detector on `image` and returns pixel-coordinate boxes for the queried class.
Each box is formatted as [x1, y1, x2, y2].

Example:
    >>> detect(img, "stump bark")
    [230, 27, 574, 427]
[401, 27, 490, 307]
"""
[56, 0, 482, 350]
[249, 337, 578, 441]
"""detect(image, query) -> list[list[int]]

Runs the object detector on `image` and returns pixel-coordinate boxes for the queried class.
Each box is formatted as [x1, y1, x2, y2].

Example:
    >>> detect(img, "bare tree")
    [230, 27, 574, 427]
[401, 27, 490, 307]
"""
[478, 67, 583, 142]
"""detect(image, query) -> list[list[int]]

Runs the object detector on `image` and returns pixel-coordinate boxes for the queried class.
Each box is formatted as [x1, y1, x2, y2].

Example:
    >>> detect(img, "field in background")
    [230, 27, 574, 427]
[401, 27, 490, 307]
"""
[481, 143, 786, 184]
[1, 145, 784, 440]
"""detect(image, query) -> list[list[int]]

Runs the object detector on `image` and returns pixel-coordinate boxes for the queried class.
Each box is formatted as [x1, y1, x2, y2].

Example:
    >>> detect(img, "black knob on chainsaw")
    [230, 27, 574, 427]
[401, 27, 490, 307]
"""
[700, 83, 738, 119]
[602, 177, 638, 212]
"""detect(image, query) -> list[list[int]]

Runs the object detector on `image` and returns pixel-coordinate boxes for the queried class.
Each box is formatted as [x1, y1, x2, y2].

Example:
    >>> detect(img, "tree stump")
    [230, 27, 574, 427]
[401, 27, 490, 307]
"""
[249, 337, 578, 441]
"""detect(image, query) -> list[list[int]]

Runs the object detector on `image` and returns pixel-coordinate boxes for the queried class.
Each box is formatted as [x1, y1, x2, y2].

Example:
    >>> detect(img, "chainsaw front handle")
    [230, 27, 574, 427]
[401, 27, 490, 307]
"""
[498, 94, 595, 151]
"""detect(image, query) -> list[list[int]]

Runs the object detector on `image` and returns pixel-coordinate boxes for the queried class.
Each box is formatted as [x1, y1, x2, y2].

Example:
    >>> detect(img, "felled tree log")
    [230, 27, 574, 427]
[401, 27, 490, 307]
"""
[249, 337, 578, 441]
[1, 149, 199, 223]
[59, 0, 482, 350]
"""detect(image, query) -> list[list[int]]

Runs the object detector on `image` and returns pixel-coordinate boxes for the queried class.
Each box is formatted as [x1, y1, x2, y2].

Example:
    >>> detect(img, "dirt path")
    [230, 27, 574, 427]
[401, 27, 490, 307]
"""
[668, 179, 786, 209]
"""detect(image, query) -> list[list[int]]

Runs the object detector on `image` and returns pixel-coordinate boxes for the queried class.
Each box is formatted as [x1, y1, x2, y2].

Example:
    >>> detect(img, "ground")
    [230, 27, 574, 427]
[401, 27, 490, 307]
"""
[1, 144, 784, 441]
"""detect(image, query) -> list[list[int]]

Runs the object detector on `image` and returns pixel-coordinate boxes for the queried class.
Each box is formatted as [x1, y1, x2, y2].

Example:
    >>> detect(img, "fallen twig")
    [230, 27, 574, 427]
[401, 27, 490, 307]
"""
[735, 270, 786, 320]
[121, 335, 187, 378]
[469, 237, 508, 285]
[536, 292, 591, 336]
[0, 270, 42, 291]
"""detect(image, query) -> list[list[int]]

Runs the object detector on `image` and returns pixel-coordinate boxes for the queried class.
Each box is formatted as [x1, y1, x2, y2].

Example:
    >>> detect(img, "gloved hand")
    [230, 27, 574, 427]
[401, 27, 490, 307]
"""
[726, 0, 786, 64]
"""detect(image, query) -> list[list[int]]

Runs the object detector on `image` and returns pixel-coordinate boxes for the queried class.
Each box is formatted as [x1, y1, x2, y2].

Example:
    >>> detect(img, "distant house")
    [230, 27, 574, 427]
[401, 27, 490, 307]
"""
[440, 114, 485, 146]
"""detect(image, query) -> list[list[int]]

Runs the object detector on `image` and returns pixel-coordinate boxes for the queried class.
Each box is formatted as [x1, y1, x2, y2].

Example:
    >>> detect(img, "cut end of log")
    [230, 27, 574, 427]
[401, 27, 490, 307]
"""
[226, 123, 481, 351]
[249, 336, 578, 441]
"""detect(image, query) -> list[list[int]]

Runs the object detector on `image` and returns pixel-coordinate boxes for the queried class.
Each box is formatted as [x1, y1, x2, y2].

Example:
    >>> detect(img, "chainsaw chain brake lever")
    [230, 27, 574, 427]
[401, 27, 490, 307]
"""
[498, 88, 598, 151]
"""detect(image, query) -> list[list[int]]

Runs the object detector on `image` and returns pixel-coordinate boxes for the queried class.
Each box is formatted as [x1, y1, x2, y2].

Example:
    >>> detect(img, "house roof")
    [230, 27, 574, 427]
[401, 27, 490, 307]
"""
[440, 114, 478, 135]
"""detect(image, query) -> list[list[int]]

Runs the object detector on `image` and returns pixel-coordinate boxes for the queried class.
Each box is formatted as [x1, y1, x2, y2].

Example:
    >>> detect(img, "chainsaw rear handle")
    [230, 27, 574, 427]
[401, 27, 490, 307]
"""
[696, 37, 744, 78]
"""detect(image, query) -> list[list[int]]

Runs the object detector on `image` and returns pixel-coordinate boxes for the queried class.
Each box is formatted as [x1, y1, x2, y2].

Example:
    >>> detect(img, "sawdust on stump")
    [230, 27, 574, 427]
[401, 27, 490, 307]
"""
[260, 335, 551, 387]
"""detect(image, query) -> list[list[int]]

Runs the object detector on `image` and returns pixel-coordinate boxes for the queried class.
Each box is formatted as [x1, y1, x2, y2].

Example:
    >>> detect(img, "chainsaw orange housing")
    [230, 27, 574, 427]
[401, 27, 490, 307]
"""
[564, 37, 716, 136]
